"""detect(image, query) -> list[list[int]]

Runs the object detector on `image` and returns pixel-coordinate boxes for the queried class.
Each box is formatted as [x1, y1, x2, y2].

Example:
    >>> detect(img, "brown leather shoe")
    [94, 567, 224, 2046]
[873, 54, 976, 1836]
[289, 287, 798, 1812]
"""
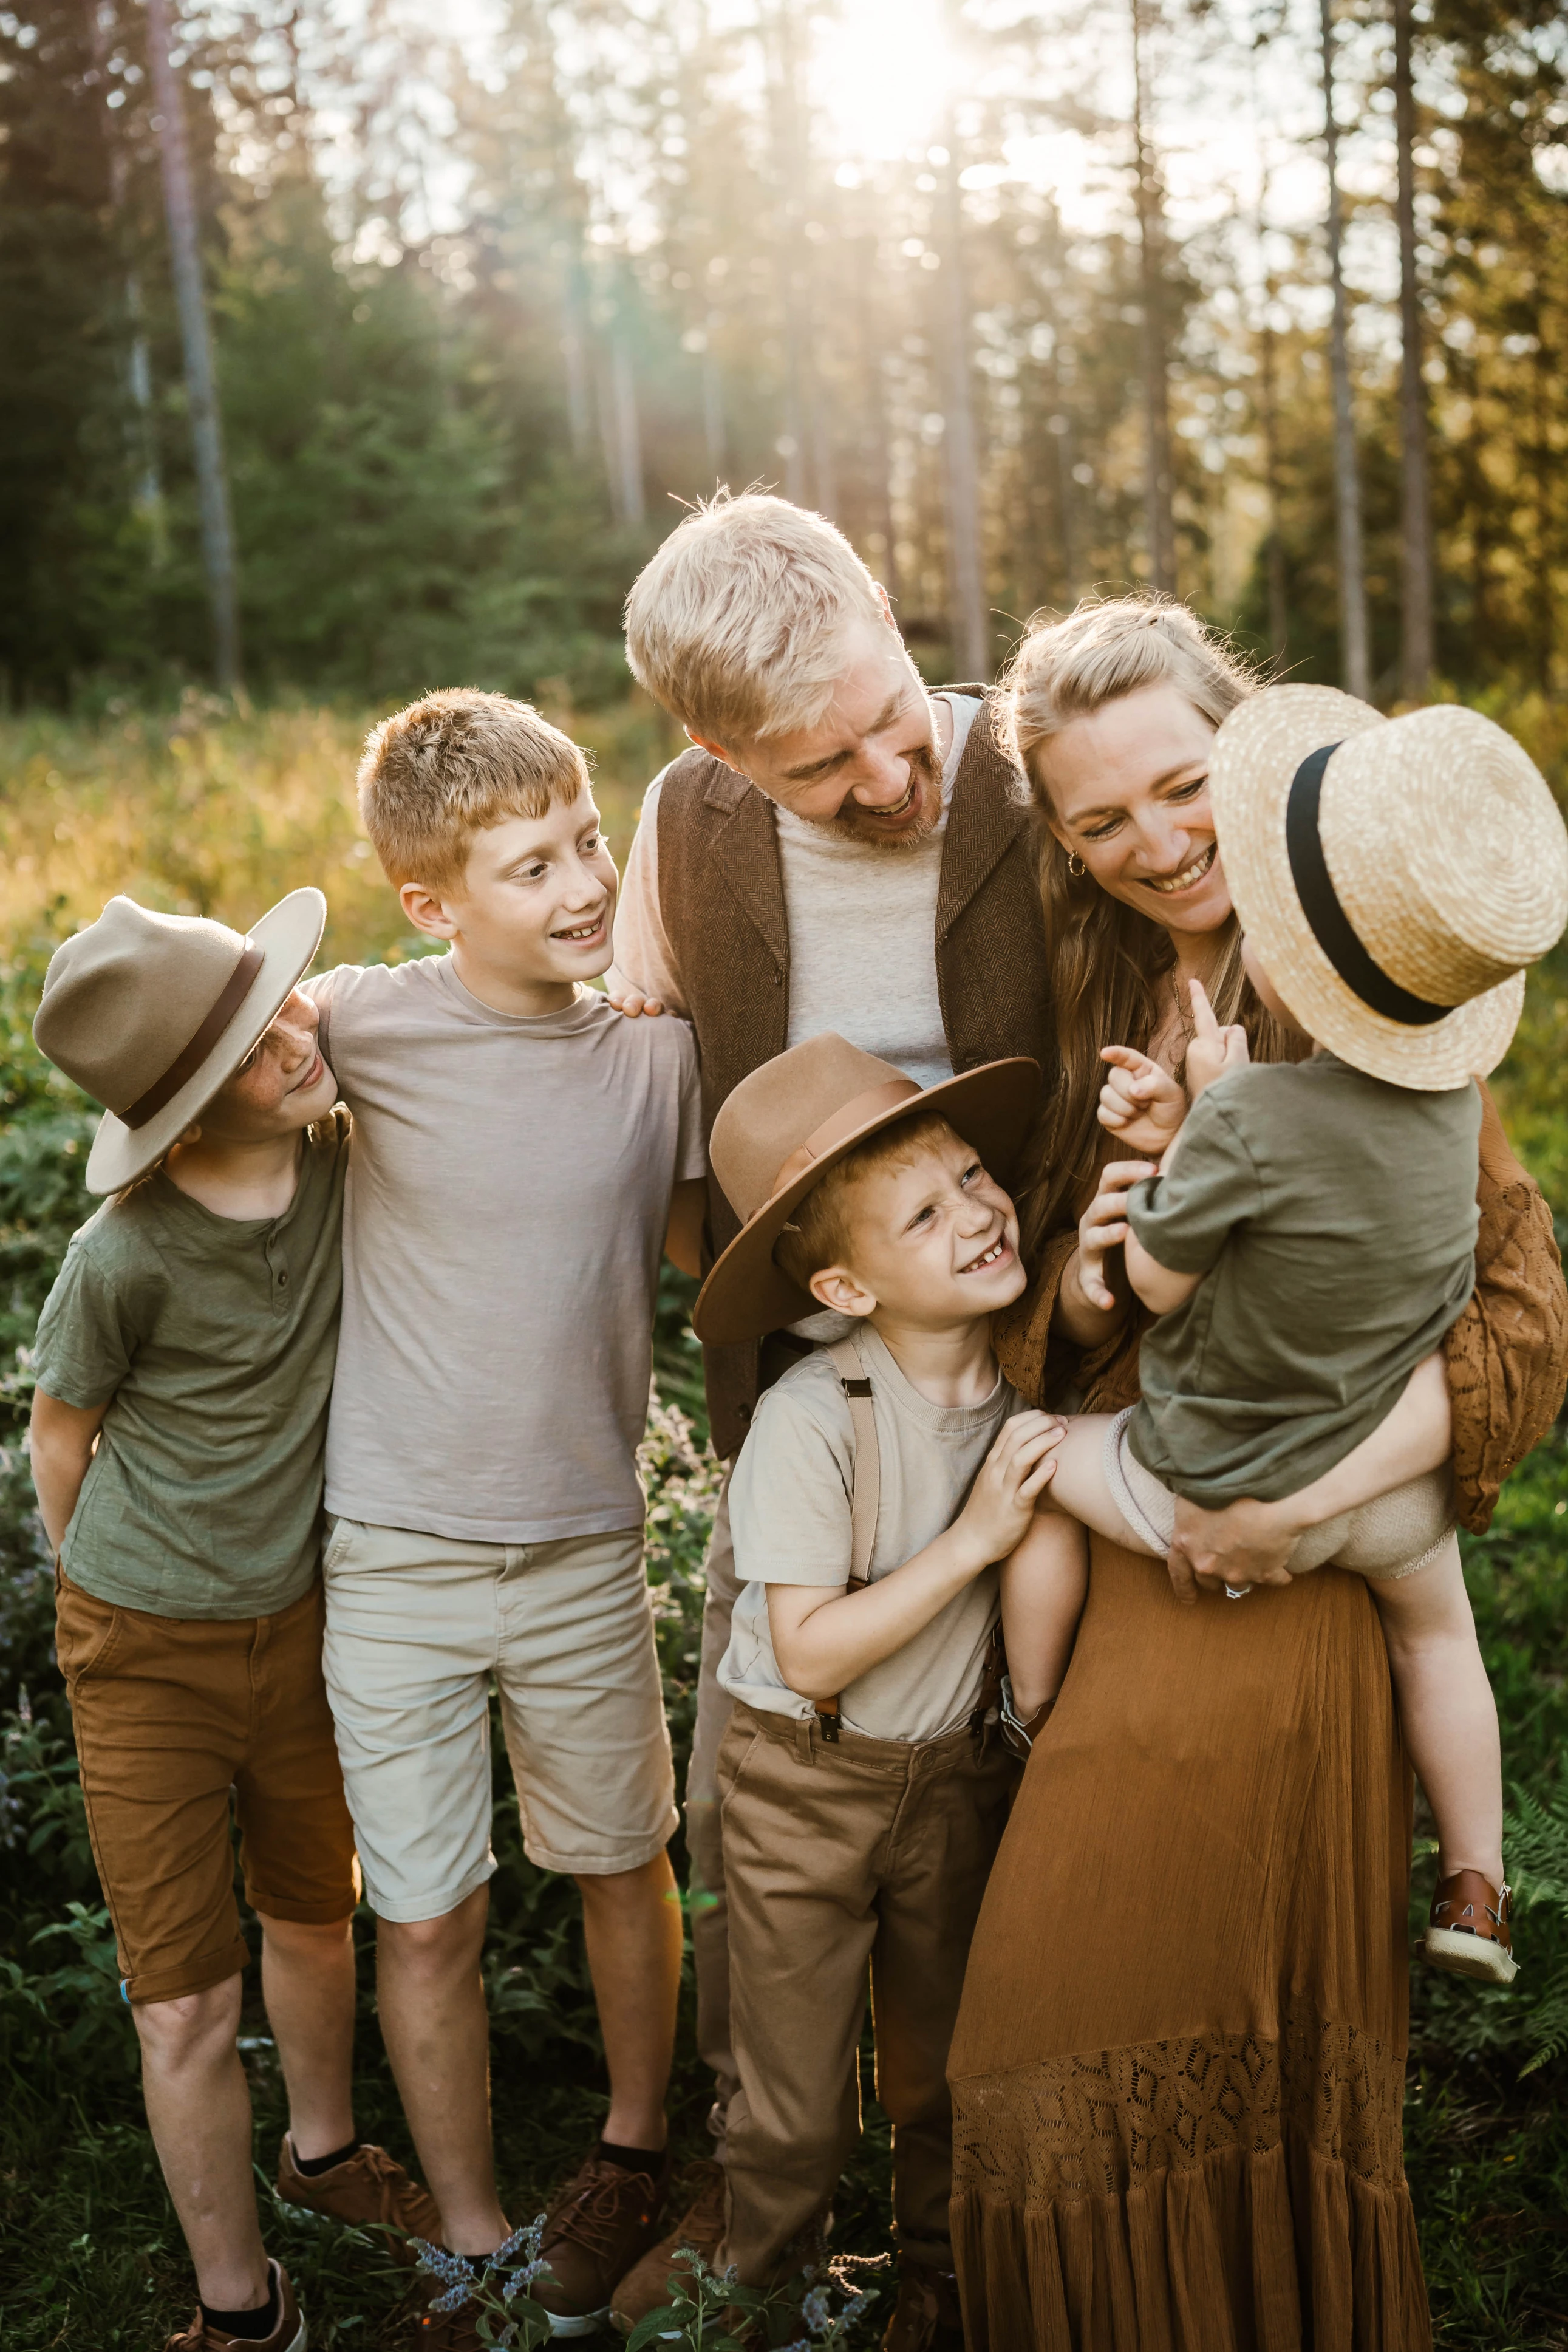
[607, 2158, 725, 2334]
[166, 2261, 305, 2351]
[1423, 1870, 1519, 1984]
[882, 2257, 966, 2351]
[525, 2149, 672, 2336]
[276, 2132, 443, 2262]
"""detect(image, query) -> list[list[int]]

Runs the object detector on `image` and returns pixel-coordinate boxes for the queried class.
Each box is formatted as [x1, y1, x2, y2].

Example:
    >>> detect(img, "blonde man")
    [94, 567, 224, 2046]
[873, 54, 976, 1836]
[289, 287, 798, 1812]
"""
[605, 493, 1056, 2337]
[308, 692, 707, 2346]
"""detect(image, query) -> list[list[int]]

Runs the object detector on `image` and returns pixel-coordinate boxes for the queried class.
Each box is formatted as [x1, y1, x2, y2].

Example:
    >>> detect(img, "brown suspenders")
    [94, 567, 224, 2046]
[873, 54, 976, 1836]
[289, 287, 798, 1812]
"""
[811, 1337, 1009, 1747]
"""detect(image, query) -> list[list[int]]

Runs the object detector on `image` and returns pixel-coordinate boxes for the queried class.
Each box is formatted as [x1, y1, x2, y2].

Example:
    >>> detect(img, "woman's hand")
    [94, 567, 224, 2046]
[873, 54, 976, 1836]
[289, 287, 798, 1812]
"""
[953, 1412, 1066, 1567]
[1097, 1045, 1188, 1158]
[1185, 979, 1249, 1097]
[1073, 1159, 1157, 1315]
[1165, 1492, 1300, 1603]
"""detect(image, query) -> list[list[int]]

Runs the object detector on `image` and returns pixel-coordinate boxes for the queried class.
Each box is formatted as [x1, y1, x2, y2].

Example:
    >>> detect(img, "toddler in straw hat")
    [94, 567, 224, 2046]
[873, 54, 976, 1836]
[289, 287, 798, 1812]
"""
[1000, 687, 1568, 1991]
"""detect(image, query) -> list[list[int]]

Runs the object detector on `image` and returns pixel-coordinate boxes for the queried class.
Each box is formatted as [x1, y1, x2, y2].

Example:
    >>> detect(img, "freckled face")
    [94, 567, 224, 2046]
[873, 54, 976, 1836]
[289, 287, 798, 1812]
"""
[1038, 683, 1233, 943]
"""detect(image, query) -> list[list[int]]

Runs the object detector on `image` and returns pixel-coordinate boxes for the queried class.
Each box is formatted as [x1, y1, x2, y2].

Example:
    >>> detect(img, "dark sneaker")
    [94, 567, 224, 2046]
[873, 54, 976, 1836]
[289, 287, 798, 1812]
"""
[608, 2158, 725, 2334]
[166, 2260, 305, 2352]
[882, 2257, 966, 2351]
[527, 2149, 672, 2337]
[276, 2132, 443, 2263]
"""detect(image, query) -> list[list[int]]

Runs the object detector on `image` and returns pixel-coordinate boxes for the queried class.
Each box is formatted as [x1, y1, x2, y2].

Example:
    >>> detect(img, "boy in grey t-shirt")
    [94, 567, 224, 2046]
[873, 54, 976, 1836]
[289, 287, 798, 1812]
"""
[689, 1032, 1060, 2343]
[309, 690, 707, 2336]
[1001, 686, 1568, 2000]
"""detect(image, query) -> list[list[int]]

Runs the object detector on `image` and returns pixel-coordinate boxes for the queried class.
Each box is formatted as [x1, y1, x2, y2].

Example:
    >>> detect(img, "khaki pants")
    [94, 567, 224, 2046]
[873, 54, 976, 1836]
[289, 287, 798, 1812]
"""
[717, 1700, 1019, 2286]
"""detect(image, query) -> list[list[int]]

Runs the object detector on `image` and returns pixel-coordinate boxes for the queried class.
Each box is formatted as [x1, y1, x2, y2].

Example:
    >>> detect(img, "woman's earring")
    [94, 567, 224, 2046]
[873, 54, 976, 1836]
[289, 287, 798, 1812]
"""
[1067, 851, 1086, 878]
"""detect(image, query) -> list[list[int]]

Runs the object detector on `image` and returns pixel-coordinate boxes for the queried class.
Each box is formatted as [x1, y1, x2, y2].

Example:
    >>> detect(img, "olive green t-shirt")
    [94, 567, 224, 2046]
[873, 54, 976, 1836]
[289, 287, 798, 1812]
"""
[1125, 1056, 1480, 1507]
[32, 1108, 350, 1618]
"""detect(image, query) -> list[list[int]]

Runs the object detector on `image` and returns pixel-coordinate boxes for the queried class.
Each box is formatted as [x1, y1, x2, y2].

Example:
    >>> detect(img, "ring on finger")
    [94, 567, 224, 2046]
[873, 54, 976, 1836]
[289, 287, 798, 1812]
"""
[1223, 1583, 1250, 1600]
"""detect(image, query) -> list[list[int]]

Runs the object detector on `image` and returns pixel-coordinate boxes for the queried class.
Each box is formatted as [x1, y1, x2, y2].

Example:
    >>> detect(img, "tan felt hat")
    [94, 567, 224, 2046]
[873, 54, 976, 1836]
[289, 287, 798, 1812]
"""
[692, 1032, 1042, 1348]
[34, 887, 328, 1194]
[1208, 685, 1568, 1090]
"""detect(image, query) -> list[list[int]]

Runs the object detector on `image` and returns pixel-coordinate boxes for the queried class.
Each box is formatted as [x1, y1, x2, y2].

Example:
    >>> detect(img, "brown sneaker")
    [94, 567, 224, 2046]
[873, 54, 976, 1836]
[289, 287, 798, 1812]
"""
[882, 2258, 965, 2351]
[276, 2132, 443, 2262]
[525, 2148, 672, 2337]
[1423, 1870, 1519, 1985]
[608, 2158, 725, 2334]
[166, 2261, 305, 2351]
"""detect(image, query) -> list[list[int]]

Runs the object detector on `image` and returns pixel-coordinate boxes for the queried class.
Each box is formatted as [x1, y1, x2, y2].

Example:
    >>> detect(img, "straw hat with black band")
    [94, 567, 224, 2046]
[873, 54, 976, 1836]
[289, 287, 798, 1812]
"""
[1208, 686, 1568, 1092]
[692, 1032, 1042, 1348]
[34, 888, 328, 1196]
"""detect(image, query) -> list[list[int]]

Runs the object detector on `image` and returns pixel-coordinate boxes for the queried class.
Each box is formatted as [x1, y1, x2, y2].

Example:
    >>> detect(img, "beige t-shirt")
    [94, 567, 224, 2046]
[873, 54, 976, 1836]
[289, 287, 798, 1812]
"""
[310, 957, 704, 1544]
[720, 1323, 1019, 1742]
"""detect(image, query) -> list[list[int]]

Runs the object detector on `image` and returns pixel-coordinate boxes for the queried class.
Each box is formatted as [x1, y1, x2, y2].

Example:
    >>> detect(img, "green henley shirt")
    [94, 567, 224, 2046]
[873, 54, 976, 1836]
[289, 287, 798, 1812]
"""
[1124, 1055, 1480, 1507]
[32, 1106, 350, 1618]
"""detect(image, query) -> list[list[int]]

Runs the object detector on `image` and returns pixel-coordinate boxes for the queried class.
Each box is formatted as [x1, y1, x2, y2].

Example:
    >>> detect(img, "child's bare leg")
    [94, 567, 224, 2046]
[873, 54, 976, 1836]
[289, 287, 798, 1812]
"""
[1001, 1417, 1158, 1719]
[1369, 1535, 1503, 1886]
[1000, 1513, 1087, 1720]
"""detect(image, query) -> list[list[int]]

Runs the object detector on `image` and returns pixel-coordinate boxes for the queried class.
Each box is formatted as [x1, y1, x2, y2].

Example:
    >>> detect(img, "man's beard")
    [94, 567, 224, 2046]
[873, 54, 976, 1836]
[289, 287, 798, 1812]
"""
[814, 743, 944, 851]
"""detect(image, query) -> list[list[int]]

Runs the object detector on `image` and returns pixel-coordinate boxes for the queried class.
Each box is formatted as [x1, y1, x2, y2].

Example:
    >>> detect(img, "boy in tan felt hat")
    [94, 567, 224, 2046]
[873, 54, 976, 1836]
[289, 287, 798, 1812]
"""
[28, 892, 440, 2352]
[995, 687, 1568, 1991]
[689, 1031, 1062, 2348]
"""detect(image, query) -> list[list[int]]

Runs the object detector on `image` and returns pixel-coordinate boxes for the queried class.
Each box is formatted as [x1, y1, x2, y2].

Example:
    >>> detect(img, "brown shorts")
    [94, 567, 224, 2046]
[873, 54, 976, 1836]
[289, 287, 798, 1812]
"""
[56, 1570, 360, 2005]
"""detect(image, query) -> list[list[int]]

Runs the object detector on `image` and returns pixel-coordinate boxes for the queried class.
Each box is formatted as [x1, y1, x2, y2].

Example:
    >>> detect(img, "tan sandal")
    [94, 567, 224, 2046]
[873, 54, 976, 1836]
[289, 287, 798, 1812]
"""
[1422, 1869, 1518, 1985]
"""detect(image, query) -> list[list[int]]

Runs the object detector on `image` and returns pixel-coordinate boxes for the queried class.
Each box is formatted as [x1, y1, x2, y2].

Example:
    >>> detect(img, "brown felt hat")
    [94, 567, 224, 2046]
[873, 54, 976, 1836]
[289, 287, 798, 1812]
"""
[692, 1032, 1041, 1348]
[1210, 686, 1568, 1089]
[34, 888, 327, 1193]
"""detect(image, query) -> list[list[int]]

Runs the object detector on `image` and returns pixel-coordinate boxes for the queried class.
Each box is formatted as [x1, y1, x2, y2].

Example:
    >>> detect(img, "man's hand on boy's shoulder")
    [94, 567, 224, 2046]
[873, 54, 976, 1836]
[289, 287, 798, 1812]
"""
[605, 965, 666, 1018]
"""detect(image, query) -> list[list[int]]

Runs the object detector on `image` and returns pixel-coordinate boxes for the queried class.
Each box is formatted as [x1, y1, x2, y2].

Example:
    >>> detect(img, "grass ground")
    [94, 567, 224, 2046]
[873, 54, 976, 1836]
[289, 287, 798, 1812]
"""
[1, 699, 1566, 2348]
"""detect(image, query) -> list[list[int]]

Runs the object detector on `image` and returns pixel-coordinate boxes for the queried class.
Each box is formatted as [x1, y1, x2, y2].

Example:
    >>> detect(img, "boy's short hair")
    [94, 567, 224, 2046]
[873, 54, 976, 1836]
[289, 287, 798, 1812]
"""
[773, 1110, 955, 1294]
[358, 689, 590, 894]
[624, 491, 889, 747]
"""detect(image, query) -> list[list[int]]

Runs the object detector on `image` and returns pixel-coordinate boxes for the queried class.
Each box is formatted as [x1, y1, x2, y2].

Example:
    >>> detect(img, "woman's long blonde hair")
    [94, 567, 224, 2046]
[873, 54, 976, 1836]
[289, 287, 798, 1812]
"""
[999, 595, 1303, 1261]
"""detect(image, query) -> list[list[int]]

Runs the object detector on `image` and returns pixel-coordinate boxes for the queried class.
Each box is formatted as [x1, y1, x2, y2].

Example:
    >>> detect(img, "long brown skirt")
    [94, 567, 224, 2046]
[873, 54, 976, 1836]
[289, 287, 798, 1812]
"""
[949, 1539, 1431, 2351]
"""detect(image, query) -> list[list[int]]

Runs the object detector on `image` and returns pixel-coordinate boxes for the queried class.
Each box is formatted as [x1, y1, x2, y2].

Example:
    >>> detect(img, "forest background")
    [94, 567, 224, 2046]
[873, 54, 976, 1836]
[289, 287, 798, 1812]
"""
[4, 0, 1568, 2342]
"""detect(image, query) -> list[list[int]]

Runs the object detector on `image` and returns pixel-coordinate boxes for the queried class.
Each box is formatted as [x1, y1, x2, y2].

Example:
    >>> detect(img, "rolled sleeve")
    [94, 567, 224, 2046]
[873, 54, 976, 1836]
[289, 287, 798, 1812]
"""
[1126, 1095, 1264, 1277]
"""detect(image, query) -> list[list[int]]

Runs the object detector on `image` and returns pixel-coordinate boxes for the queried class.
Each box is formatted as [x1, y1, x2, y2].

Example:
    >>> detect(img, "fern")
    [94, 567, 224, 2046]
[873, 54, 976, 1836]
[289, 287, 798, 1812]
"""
[1504, 1779, 1568, 2072]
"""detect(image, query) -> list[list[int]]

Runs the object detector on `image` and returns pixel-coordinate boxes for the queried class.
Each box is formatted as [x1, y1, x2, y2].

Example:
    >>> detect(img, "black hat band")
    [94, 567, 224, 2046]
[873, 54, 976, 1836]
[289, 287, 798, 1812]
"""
[1284, 745, 1448, 1028]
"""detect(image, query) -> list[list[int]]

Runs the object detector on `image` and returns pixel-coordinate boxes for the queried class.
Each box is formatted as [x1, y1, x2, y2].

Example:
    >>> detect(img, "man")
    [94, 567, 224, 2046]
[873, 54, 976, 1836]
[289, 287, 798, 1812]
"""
[606, 491, 1056, 2348]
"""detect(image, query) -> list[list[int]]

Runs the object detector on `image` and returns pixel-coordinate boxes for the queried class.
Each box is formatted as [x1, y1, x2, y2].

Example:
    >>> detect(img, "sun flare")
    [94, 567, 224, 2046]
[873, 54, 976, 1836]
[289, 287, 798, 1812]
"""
[813, 0, 954, 159]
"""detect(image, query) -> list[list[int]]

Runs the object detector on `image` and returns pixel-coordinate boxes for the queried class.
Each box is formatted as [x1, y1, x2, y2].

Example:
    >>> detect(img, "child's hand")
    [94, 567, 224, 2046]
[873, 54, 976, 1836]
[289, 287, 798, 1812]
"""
[1185, 980, 1248, 1097]
[1097, 1045, 1188, 1157]
[956, 1412, 1065, 1566]
[1075, 1159, 1157, 1313]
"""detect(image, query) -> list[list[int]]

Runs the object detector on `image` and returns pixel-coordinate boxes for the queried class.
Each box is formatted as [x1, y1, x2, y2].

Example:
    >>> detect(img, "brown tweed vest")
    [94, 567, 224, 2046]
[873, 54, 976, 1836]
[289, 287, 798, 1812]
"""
[657, 687, 1057, 1457]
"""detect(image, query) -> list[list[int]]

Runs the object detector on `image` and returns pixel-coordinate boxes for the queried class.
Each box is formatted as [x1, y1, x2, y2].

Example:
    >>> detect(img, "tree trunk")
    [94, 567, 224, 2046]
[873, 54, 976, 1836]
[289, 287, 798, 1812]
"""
[1393, 0, 1434, 700]
[611, 335, 645, 527]
[1130, 0, 1176, 595]
[937, 113, 990, 678]
[144, 0, 241, 690]
[1318, 0, 1370, 700]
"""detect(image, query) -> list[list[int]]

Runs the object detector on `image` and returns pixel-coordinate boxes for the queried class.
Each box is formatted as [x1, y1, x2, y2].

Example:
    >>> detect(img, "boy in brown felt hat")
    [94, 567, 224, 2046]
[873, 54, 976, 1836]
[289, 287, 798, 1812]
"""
[27, 891, 440, 2352]
[688, 1031, 1062, 2351]
[997, 689, 1568, 1993]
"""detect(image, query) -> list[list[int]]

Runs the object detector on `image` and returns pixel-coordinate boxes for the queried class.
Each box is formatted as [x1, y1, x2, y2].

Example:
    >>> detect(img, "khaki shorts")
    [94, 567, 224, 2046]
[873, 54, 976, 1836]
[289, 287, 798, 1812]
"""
[56, 1572, 359, 2005]
[321, 1519, 678, 1920]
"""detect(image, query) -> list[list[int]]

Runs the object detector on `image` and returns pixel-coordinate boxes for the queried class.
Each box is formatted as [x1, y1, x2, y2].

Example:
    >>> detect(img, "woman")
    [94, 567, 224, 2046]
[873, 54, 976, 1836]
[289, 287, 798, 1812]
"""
[947, 599, 1567, 2348]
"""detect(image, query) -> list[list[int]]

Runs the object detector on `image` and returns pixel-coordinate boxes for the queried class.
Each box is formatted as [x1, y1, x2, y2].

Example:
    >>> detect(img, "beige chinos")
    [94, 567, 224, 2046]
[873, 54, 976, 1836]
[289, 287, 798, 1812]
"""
[717, 1701, 1018, 2286]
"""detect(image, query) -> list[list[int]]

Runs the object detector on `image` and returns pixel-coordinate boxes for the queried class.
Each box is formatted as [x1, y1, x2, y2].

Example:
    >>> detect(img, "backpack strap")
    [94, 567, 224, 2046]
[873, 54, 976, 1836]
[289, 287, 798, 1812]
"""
[815, 1338, 881, 1740]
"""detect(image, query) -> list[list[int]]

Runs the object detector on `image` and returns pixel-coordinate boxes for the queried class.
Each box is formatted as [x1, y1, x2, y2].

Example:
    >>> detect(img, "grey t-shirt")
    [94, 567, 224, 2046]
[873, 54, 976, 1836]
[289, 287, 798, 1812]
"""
[720, 1323, 1019, 1742]
[311, 958, 704, 1544]
[1125, 1054, 1481, 1507]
